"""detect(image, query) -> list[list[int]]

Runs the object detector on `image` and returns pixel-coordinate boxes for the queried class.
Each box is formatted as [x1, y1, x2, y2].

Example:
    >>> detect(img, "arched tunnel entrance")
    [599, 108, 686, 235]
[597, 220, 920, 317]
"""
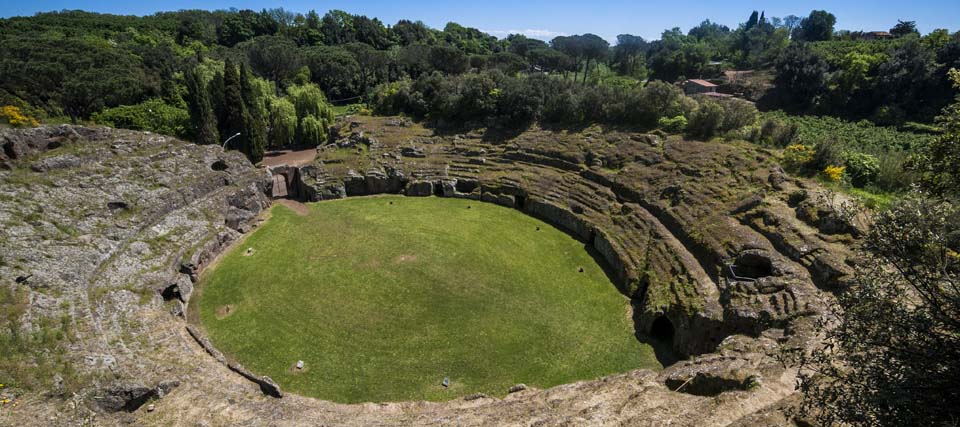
[650, 316, 675, 343]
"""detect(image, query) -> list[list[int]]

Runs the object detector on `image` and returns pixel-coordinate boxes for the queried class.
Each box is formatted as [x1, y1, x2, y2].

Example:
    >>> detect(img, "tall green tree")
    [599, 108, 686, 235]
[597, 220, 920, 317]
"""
[221, 58, 247, 150]
[302, 45, 360, 99]
[353, 15, 392, 49]
[289, 83, 334, 146]
[774, 44, 829, 110]
[185, 68, 219, 144]
[611, 35, 648, 77]
[321, 10, 355, 45]
[345, 42, 389, 92]
[578, 34, 610, 83]
[647, 28, 711, 82]
[876, 39, 940, 121]
[242, 35, 301, 89]
[429, 45, 469, 75]
[744, 11, 760, 31]
[890, 20, 919, 38]
[506, 34, 548, 58]
[240, 63, 267, 163]
[267, 97, 296, 148]
[392, 20, 435, 46]
[793, 10, 836, 42]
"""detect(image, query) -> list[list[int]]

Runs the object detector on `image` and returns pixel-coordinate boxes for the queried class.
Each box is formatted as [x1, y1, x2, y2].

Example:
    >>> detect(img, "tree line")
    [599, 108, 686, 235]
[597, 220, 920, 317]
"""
[1, 8, 959, 158]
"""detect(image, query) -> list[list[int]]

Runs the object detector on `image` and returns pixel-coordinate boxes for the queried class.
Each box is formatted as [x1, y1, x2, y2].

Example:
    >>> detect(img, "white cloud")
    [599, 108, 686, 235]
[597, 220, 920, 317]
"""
[482, 29, 568, 40]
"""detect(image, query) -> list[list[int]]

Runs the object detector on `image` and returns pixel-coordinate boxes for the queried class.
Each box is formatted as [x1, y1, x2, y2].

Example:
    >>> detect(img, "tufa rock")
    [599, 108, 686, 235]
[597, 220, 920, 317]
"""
[401, 146, 426, 158]
[405, 181, 433, 197]
[508, 384, 527, 393]
[95, 382, 154, 412]
[30, 154, 81, 172]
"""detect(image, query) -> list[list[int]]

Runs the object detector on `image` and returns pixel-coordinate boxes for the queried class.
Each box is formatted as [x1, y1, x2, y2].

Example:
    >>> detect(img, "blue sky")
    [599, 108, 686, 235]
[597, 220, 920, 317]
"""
[1, 1, 958, 42]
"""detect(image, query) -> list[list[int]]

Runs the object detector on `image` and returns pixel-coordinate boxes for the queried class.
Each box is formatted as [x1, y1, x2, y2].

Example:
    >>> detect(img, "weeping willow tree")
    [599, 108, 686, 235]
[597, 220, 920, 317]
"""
[288, 83, 335, 146]
[267, 98, 296, 148]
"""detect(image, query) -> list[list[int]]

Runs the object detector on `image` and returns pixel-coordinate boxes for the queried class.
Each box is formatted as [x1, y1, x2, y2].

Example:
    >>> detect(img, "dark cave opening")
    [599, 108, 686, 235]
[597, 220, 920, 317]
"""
[651, 316, 675, 343]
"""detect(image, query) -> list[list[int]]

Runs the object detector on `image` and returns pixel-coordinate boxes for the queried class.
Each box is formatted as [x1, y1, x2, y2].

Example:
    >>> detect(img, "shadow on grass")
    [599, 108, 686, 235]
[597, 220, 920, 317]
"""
[583, 243, 680, 368]
[633, 302, 681, 367]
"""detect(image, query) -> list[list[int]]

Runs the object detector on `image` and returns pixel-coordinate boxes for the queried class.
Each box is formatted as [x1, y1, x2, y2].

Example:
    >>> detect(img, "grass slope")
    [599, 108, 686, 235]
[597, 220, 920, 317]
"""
[198, 196, 659, 403]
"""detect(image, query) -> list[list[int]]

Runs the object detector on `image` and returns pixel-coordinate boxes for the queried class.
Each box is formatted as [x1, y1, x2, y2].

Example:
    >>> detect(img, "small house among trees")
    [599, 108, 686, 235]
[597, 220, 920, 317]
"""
[682, 79, 733, 98]
[863, 31, 893, 40]
[683, 79, 734, 98]
[683, 79, 718, 95]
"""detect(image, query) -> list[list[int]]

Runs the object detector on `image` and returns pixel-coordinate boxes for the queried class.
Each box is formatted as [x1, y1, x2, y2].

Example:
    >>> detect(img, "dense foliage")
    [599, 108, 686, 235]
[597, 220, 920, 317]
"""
[800, 193, 960, 426]
[914, 69, 960, 196]
[91, 98, 189, 137]
[0, 8, 956, 169]
[799, 64, 960, 427]
[370, 71, 754, 138]
[756, 111, 934, 193]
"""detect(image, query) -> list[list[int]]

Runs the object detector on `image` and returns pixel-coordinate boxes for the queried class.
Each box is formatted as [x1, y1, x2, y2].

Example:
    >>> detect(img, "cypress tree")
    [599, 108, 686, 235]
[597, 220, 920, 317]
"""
[208, 70, 226, 137]
[239, 63, 266, 163]
[222, 58, 247, 151]
[185, 68, 219, 145]
[745, 11, 759, 30]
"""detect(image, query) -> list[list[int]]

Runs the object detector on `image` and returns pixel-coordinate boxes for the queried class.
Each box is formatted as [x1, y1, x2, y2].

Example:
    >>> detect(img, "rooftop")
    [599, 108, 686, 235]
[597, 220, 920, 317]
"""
[685, 79, 717, 87]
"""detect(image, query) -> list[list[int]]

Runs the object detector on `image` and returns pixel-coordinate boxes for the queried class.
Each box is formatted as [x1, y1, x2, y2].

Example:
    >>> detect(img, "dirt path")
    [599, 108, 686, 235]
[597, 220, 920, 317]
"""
[276, 198, 310, 216]
[262, 148, 317, 167]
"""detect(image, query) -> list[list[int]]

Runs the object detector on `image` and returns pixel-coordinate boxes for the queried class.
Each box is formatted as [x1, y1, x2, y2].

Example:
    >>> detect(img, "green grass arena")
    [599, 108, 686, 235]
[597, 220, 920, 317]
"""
[196, 195, 661, 403]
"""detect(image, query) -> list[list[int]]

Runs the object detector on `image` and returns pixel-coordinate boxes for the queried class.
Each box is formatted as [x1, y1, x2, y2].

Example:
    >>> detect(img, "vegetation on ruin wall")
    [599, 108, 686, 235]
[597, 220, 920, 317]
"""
[755, 111, 934, 199]
[197, 197, 660, 403]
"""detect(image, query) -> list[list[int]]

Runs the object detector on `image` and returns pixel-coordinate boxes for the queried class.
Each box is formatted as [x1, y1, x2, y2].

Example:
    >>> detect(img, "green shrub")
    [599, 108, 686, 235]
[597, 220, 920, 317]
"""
[843, 152, 880, 187]
[761, 111, 932, 153]
[686, 99, 724, 138]
[92, 99, 189, 138]
[738, 124, 762, 142]
[657, 115, 688, 133]
[874, 152, 915, 192]
[343, 104, 370, 115]
[494, 76, 542, 128]
[782, 144, 816, 172]
[719, 98, 758, 132]
[542, 89, 584, 124]
[760, 117, 798, 146]
[811, 138, 845, 172]
[635, 81, 688, 127]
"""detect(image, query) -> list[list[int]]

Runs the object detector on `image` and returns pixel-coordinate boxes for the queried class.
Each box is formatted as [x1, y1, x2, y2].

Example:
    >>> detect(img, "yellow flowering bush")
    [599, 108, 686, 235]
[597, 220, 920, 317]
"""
[0, 105, 39, 128]
[948, 249, 960, 260]
[782, 144, 815, 171]
[824, 165, 846, 182]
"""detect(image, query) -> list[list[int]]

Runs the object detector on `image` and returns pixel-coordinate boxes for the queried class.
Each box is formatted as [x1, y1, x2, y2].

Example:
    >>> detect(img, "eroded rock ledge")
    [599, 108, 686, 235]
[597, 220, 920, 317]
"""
[0, 120, 855, 426]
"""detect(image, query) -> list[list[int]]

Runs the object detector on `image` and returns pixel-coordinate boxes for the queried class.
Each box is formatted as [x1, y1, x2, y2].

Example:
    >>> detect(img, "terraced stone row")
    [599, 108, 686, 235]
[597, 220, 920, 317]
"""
[290, 117, 857, 361]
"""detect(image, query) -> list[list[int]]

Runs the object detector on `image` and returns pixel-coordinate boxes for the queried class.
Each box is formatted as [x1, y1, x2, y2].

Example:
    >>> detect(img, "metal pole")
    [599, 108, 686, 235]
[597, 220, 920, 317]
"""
[222, 132, 241, 150]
